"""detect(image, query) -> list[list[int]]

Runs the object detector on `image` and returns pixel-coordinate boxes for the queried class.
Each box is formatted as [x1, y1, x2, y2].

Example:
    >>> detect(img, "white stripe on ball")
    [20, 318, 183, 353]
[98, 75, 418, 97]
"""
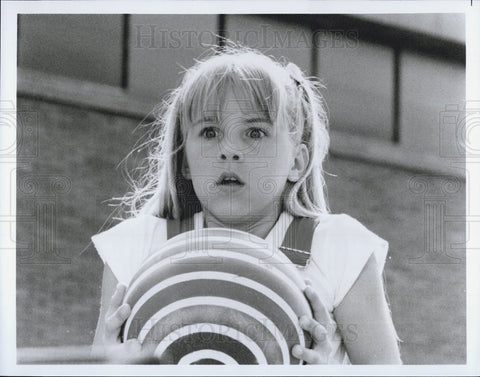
[154, 323, 267, 364]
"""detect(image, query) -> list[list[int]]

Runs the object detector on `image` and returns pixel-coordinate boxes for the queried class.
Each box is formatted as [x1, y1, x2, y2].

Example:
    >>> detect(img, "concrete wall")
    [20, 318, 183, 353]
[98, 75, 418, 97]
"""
[18, 14, 466, 173]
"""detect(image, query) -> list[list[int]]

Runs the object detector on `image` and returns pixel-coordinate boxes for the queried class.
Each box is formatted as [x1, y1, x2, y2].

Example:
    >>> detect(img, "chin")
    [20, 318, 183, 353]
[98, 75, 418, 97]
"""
[212, 205, 278, 225]
[211, 209, 252, 224]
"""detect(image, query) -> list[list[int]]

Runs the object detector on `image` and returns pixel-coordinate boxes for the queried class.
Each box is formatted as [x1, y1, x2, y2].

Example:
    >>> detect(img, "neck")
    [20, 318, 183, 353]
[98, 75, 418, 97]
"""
[203, 209, 282, 239]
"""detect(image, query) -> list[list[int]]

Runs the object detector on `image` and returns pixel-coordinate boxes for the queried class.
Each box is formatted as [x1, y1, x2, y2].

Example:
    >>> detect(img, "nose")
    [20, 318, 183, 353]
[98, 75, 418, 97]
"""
[220, 152, 241, 161]
[216, 124, 246, 161]
[218, 139, 243, 161]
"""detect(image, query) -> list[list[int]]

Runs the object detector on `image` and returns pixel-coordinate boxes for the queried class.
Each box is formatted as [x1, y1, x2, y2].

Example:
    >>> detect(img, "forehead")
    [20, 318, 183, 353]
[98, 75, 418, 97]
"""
[218, 85, 268, 114]
[182, 70, 276, 125]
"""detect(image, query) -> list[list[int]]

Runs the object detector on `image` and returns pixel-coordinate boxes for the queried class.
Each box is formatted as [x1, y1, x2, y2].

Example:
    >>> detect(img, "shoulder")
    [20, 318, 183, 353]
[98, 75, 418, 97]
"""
[91, 215, 168, 285]
[92, 215, 167, 250]
[312, 213, 388, 256]
[310, 213, 389, 307]
[314, 213, 381, 236]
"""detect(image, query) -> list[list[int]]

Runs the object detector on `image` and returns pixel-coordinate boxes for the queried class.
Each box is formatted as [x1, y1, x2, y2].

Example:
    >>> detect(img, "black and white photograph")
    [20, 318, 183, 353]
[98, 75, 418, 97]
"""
[1, 0, 479, 375]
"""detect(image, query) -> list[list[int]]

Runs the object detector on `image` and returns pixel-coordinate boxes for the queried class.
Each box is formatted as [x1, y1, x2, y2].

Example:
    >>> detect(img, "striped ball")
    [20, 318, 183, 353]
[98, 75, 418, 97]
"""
[122, 228, 312, 364]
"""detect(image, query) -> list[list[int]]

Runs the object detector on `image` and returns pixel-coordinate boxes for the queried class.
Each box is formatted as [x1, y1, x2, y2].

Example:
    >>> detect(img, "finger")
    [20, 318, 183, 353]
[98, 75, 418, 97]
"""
[304, 285, 331, 325]
[104, 340, 141, 363]
[105, 303, 131, 342]
[124, 339, 142, 354]
[106, 303, 130, 332]
[299, 316, 333, 358]
[299, 316, 327, 344]
[106, 340, 157, 364]
[106, 284, 127, 317]
[292, 344, 328, 364]
[127, 341, 159, 364]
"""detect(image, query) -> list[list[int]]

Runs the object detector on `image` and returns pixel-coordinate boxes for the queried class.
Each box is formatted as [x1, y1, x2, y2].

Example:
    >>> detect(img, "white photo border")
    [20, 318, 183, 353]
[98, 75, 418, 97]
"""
[1, 0, 479, 375]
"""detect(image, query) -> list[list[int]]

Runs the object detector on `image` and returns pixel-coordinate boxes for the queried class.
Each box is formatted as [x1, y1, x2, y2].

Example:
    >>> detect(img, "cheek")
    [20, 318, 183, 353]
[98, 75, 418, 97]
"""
[260, 142, 296, 170]
[184, 138, 203, 168]
[249, 165, 290, 196]
[252, 139, 286, 160]
[186, 137, 220, 161]
[185, 158, 217, 191]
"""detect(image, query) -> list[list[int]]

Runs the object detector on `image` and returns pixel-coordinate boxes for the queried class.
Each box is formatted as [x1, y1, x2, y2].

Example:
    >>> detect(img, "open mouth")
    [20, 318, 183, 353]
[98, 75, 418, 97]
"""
[217, 172, 245, 186]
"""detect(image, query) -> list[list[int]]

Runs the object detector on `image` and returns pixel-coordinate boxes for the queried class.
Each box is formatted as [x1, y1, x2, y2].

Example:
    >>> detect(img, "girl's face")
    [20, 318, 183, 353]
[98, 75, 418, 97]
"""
[183, 85, 307, 226]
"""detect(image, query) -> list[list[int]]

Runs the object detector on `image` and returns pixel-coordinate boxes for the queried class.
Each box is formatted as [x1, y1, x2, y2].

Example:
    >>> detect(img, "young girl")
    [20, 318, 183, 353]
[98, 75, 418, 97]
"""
[91, 46, 402, 364]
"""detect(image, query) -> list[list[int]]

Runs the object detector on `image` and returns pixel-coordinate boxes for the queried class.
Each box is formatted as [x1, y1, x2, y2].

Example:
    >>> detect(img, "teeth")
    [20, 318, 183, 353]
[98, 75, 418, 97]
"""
[220, 176, 241, 185]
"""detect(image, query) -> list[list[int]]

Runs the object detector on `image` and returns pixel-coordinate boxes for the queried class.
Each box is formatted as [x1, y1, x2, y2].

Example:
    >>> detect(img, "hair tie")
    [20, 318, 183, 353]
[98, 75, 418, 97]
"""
[286, 62, 305, 87]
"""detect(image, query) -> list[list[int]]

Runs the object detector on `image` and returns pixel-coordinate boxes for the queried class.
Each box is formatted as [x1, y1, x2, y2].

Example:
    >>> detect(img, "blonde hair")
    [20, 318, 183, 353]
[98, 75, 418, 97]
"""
[120, 46, 330, 219]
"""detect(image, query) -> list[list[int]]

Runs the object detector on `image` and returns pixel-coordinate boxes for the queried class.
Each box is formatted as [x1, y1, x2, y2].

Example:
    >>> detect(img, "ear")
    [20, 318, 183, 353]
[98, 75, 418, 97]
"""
[181, 157, 191, 180]
[288, 143, 309, 183]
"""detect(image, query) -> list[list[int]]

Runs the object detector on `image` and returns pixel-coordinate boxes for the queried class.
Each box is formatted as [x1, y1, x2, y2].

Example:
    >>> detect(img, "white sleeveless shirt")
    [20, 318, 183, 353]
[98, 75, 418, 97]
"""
[92, 212, 388, 364]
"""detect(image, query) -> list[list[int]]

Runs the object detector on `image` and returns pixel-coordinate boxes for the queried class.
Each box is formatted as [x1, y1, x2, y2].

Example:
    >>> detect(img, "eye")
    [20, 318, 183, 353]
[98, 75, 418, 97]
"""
[200, 127, 219, 139]
[246, 128, 267, 139]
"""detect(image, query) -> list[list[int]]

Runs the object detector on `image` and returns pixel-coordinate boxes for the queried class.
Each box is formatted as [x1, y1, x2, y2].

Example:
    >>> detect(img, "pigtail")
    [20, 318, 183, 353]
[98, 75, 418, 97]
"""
[284, 62, 330, 217]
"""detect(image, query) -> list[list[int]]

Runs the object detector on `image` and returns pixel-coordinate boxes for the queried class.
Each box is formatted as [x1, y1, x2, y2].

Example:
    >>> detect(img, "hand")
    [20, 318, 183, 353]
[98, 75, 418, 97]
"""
[101, 284, 154, 363]
[104, 284, 131, 345]
[292, 284, 333, 364]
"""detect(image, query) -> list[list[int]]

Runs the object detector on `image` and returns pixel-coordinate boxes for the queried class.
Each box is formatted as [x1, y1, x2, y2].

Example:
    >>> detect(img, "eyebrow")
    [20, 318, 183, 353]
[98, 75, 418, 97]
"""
[190, 114, 216, 126]
[191, 115, 272, 127]
[245, 116, 272, 124]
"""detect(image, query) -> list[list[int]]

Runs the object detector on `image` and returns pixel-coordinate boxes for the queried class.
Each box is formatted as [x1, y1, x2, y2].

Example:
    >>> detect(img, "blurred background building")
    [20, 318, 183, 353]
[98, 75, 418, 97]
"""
[16, 14, 465, 364]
